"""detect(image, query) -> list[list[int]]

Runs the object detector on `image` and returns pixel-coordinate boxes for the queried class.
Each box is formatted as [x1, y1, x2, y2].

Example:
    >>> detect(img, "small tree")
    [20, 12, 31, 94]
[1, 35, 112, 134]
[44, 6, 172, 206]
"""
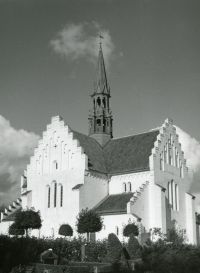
[76, 208, 103, 241]
[59, 224, 73, 237]
[123, 223, 139, 237]
[9, 222, 25, 236]
[14, 210, 42, 236]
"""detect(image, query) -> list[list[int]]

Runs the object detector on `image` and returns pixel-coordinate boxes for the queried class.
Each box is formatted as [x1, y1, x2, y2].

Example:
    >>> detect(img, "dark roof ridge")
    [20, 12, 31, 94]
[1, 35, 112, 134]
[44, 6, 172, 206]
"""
[111, 129, 160, 141]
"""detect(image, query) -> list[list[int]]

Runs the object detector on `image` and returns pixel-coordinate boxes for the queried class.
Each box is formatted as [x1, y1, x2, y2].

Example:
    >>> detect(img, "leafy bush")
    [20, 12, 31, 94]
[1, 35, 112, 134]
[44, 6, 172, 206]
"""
[127, 234, 141, 259]
[59, 224, 73, 237]
[123, 223, 139, 237]
[166, 227, 186, 245]
[135, 242, 200, 273]
[83, 239, 108, 262]
[9, 223, 25, 236]
[76, 208, 103, 241]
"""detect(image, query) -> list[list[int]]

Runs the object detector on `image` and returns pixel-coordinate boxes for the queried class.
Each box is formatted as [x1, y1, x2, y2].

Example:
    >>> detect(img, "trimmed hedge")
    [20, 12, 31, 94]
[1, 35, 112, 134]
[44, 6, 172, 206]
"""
[123, 223, 139, 237]
[0, 235, 107, 273]
[127, 234, 141, 259]
[107, 233, 123, 263]
[59, 224, 73, 237]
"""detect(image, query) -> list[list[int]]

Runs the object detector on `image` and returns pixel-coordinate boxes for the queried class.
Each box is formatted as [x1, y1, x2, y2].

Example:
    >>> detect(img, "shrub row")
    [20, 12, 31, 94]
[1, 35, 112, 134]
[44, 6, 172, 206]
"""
[135, 240, 200, 273]
[0, 235, 107, 273]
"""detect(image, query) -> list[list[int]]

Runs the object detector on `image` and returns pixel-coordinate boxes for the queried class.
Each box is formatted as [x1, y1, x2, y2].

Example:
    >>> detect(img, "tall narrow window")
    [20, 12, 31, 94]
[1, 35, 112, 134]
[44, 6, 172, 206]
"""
[123, 183, 126, 192]
[160, 152, 164, 171]
[180, 162, 184, 178]
[172, 181, 176, 210]
[175, 184, 179, 211]
[60, 185, 63, 207]
[54, 183, 57, 207]
[128, 182, 132, 192]
[168, 182, 172, 205]
[103, 97, 106, 108]
[53, 160, 58, 171]
[171, 181, 174, 208]
[168, 139, 172, 165]
[115, 226, 119, 236]
[97, 97, 101, 106]
[175, 148, 178, 167]
[47, 187, 50, 208]
[103, 119, 106, 132]
[164, 145, 167, 163]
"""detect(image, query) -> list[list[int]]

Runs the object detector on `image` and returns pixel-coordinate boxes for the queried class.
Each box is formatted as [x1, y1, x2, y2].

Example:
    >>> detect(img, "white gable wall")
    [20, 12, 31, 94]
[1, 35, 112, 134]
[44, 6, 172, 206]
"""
[23, 116, 87, 237]
[150, 118, 196, 243]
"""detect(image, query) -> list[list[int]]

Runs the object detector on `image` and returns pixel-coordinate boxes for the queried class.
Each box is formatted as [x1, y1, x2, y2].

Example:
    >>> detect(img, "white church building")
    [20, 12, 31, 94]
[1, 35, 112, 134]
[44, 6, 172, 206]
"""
[0, 44, 199, 244]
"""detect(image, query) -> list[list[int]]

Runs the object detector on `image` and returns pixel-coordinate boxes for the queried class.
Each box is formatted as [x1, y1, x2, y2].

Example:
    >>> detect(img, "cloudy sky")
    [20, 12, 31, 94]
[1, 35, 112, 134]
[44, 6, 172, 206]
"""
[0, 0, 200, 205]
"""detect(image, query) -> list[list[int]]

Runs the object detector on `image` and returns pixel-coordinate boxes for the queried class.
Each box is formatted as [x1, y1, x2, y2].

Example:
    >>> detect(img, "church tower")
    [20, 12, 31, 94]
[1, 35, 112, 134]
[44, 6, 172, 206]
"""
[88, 42, 113, 146]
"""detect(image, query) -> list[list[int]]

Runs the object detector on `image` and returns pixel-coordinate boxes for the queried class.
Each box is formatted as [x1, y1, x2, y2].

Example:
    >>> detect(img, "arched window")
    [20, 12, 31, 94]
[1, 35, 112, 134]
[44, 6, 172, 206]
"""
[103, 97, 106, 108]
[128, 182, 132, 192]
[175, 148, 178, 167]
[160, 152, 164, 171]
[172, 180, 175, 210]
[97, 119, 101, 126]
[123, 183, 126, 192]
[103, 119, 106, 132]
[97, 97, 101, 106]
[52, 160, 58, 171]
[168, 181, 172, 205]
[54, 182, 57, 207]
[175, 184, 179, 211]
[164, 145, 167, 163]
[168, 139, 172, 165]
[47, 186, 50, 208]
[60, 185, 63, 207]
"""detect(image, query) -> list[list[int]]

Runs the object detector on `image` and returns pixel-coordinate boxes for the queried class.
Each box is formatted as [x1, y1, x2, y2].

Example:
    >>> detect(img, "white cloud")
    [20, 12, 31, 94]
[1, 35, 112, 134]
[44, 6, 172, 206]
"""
[175, 126, 200, 211]
[0, 115, 39, 205]
[176, 126, 200, 174]
[50, 22, 114, 68]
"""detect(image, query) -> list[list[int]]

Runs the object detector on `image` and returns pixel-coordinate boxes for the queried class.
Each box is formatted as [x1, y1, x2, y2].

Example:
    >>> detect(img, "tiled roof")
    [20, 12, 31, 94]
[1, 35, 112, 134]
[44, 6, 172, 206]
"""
[94, 193, 133, 215]
[73, 130, 159, 175]
[72, 131, 107, 173]
[104, 130, 159, 174]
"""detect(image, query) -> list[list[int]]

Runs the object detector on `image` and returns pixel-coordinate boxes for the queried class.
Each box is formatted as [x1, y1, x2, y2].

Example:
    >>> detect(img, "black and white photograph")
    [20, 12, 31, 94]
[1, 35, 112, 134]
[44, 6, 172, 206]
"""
[0, 0, 200, 272]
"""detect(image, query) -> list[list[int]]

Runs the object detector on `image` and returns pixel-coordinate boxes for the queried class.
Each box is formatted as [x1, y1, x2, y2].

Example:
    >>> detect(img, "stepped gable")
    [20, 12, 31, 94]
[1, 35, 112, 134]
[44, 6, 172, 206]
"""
[73, 129, 159, 174]
[2, 207, 21, 222]
[104, 130, 159, 174]
[94, 193, 133, 215]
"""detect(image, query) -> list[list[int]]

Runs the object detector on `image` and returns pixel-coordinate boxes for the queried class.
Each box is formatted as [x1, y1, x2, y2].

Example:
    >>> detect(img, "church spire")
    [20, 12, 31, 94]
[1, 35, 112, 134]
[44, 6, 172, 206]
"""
[88, 41, 113, 146]
[94, 43, 110, 96]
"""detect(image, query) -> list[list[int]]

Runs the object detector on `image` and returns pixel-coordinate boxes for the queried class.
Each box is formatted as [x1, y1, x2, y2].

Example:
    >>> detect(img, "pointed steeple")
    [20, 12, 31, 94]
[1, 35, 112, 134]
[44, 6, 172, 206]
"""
[93, 44, 110, 96]
[88, 42, 113, 146]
